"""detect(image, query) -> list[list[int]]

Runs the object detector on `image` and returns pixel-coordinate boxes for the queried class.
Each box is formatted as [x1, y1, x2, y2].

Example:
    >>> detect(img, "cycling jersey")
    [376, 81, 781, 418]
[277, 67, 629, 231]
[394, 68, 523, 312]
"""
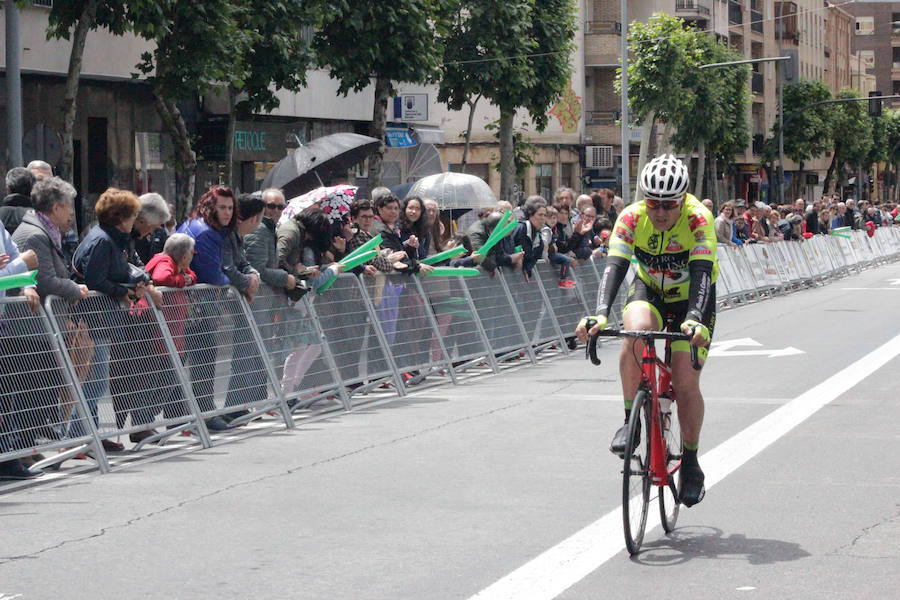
[607, 194, 718, 302]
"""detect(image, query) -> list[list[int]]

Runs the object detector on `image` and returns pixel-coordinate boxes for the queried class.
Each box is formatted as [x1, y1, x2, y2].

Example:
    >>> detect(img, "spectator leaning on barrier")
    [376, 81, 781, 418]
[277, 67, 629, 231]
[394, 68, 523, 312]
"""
[467, 211, 521, 273]
[832, 202, 847, 230]
[133, 193, 171, 264]
[223, 194, 262, 303]
[73, 188, 162, 444]
[511, 195, 547, 281]
[12, 177, 86, 304]
[372, 193, 430, 274]
[733, 214, 751, 244]
[423, 197, 445, 255]
[347, 198, 398, 275]
[245, 188, 299, 298]
[714, 201, 737, 247]
[766, 208, 784, 242]
[178, 185, 236, 288]
[176, 185, 238, 432]
[399, 195, 430, 260]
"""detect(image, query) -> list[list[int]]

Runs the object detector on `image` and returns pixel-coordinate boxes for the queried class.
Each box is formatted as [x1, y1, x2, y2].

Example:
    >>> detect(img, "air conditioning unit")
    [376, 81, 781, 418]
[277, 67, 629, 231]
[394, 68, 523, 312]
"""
[585, 146, 614, 169]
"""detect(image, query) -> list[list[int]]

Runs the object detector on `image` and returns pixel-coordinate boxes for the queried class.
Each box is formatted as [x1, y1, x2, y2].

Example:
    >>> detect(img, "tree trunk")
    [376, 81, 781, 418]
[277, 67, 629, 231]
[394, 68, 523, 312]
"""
[660, 121, 673, 154]
[499, 105, 515, 202]
[225, 85, 236, 187]
[460, 95, 481, 174]
[694, 139, 706, 198]
[59, 0, 99, 184]
[368, 76, 391, 189]
[823, 144, 841, 193]
[154, 93, 197, 222]
[709, 154, 717, 206]
[634, 110, 655, 203]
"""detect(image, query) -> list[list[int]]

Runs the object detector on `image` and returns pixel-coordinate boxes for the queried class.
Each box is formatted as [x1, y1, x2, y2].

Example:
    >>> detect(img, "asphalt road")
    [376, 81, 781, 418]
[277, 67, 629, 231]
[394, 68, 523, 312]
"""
[2, 262, 899, 599]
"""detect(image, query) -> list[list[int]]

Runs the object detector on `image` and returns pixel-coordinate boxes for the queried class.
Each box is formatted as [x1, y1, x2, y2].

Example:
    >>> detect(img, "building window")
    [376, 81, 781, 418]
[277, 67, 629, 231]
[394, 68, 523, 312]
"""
[893, 13, 900, 36]
[561, 163, 574, 190]
[893, 47, 900, 69]
[893, 80, 900, 96]
[855, 16, 874, 35]
[535, 163, 553, 200]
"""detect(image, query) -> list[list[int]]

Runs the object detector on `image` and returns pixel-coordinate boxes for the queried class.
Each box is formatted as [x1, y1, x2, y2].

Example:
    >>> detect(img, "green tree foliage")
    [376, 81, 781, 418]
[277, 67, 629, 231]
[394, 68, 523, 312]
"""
[438, 0, 535, 172]
[774, 79, 833, 165]
[313, 1, 451, 188]
[819, 89, 871, 193]
[625, 14, 749, 199]
[130, 2, 247, 216]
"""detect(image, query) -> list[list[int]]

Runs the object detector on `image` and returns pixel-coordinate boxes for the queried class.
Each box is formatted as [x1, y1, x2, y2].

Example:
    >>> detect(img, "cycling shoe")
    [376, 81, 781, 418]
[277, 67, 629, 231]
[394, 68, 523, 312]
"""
[679, 461, 706, 507]
[610, 421, 638, 457]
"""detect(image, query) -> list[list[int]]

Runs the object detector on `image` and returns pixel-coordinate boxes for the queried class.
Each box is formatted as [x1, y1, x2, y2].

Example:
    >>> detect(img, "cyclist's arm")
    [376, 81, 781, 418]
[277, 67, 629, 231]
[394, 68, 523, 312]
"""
[594, 256, 630, 318]
[686, 205, 717, 322]
[686, 259, 713, 322]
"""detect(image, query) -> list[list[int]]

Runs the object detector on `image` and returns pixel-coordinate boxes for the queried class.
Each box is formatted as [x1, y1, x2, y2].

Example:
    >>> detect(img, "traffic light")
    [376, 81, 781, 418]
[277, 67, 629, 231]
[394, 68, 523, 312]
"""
[869, 91, 882, 117]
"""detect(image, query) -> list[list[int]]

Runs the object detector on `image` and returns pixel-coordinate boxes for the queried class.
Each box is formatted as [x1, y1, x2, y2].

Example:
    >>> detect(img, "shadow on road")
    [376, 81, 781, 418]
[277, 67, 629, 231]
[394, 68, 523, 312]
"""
[633, 526, 810, 566]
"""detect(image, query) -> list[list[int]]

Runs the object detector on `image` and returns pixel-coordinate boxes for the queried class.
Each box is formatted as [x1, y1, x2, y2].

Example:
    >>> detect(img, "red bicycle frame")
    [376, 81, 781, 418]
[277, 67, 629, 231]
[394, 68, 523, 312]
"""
[639, 340, 675, 487]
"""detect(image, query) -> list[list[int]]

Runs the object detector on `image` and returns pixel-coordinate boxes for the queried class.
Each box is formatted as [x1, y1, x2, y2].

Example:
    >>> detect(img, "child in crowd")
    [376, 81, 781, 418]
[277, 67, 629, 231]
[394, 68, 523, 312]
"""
[543, 206, 575, 288]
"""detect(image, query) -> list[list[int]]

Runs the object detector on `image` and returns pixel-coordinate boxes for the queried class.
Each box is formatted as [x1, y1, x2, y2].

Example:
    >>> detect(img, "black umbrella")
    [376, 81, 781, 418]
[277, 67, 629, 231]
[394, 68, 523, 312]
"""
[262, 133, 380, 199]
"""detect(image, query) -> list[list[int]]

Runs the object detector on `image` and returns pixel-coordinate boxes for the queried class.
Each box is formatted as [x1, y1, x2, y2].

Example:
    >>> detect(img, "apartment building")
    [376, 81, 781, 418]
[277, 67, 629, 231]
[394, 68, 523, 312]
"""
[842, 2, 900, 107]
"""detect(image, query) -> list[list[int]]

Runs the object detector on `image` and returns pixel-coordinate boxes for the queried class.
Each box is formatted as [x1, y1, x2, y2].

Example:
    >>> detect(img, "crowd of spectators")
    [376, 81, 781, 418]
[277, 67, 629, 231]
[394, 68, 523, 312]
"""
[3, 162, 890, 481]
[713, 194, 897, 248]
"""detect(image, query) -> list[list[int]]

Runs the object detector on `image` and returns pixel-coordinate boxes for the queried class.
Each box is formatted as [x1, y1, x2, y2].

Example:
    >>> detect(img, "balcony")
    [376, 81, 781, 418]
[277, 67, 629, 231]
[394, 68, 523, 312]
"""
[675, 1, 710, 17]
[585, 110, 620, 125]
[750, 10, 763, 34]
[729, 1, 743, 25]
[752, 72, 764, 95]
[585, 21, 621, 35]
[824, 44, 831, 58]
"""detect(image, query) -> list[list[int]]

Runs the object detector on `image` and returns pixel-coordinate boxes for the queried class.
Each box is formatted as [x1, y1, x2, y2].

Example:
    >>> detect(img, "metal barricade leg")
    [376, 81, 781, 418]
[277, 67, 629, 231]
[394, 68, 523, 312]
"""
[355, 275, 407, 397]
[413, 276, 459, 384]
[496, 269, 537, 365]
[457, 275, 500, 374]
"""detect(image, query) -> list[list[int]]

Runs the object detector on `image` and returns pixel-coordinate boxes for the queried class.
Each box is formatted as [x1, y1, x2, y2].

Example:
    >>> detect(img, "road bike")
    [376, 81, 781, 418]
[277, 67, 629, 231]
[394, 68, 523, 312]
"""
[588, 327, 700, 555]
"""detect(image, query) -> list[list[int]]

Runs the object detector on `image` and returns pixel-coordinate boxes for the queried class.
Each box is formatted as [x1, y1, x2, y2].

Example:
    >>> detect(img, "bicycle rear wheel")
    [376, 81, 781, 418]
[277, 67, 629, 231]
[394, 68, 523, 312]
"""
[622, 389, 651, 555]
[658, 398, 682, 533]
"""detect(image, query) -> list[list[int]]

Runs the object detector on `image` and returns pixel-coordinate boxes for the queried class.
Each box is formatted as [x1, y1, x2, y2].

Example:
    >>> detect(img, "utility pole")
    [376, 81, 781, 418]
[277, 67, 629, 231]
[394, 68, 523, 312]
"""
[5, 0, 24, 168]
[620, 0, 630, 204]
[776, 6, 784, 206]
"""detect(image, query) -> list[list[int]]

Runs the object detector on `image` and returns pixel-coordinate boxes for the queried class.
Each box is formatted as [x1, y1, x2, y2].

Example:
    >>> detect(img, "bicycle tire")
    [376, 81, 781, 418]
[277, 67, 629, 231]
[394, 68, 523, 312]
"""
[622, 389, 651, 555]
[658, 398, 682, 533]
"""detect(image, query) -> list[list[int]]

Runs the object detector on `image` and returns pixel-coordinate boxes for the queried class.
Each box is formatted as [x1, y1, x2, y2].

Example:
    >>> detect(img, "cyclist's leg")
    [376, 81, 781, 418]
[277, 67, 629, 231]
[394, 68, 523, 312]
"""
[619, 279, 665, 407]
[669, 294, 716, 506]
[611, 280, 664, 455]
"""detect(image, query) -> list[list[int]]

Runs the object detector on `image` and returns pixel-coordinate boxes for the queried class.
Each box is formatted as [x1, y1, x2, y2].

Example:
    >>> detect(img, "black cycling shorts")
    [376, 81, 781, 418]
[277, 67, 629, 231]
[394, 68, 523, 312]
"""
[622, 277, 716, 354]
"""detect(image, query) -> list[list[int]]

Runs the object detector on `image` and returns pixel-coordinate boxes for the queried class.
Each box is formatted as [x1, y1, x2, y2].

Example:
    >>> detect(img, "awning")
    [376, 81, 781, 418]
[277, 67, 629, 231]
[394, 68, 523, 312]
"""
[412, 125, 445, 145]
[385, 128, 417, 148]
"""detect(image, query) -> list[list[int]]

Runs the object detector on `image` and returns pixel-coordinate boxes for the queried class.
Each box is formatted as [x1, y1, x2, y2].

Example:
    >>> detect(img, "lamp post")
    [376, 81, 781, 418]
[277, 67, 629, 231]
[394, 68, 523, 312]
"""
[620, 0, 630, 205]
[700, 56, 792, 205]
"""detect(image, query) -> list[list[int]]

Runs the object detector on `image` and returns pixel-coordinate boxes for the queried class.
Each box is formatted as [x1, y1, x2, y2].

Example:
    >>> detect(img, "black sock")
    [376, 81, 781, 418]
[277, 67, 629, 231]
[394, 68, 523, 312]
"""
[683, 447, 698, 466]
[624, 408, 631, 423]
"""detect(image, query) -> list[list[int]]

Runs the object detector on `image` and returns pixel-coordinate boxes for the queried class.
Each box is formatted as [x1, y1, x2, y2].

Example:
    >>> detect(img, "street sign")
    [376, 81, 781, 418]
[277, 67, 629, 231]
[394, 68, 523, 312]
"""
[393, 94, 428, 121]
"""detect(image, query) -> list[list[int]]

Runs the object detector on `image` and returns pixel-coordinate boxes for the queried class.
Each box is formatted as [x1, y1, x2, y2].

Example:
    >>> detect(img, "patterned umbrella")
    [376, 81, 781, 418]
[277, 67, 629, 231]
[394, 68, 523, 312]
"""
[279, 185, 357, 226]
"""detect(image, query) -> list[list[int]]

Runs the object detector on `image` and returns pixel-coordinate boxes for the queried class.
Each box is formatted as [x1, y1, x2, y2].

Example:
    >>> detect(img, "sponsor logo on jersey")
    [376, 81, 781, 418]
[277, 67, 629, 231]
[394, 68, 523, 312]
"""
[690, 245, 712, 257]
[635, 247, 689, 271]
[665, 238, 684, 252]
[648, 233, 660, 251]
[619, 212, 637, 230]
[614, 226, 634, 245]
[689, 213, 708, 230]
[693, 230, 706, 243]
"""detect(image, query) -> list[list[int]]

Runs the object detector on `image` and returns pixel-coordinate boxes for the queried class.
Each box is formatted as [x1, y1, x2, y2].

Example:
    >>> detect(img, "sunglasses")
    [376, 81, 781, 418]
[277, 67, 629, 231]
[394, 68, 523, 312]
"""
[266, 203, 286, 210]
[645, 198, 681, 210]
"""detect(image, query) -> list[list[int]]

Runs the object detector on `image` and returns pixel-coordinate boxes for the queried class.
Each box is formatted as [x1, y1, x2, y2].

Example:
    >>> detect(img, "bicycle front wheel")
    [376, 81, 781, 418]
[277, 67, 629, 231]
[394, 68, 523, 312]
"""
[658, 399, 682, 533]
[622, 389, 651, 555]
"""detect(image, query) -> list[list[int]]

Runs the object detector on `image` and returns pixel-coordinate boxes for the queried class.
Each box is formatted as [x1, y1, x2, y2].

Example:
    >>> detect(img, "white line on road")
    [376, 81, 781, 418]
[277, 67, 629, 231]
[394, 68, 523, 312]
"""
[469, 331, 900, 600]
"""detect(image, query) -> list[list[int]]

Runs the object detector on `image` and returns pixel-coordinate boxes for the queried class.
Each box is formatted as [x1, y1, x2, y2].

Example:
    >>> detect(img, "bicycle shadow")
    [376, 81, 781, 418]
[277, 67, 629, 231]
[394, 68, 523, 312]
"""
[631, 526, 810, 566]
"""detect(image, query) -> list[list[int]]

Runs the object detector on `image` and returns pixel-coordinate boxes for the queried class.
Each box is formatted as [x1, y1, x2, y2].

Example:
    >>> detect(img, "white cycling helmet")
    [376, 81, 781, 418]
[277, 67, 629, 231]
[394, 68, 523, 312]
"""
[640, 154, 689, 201]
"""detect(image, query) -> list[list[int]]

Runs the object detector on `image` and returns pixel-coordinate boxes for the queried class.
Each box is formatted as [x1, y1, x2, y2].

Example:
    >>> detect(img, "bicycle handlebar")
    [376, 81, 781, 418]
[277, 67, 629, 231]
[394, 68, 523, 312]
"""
[587, 328, 702, 371]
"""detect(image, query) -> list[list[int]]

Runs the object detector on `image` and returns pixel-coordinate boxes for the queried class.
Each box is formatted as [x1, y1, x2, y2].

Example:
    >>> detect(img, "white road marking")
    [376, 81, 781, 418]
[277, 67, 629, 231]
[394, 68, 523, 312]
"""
[469, 331, 900, 600]
[708, 338, 804, 358]
[841, 287, 900, 290]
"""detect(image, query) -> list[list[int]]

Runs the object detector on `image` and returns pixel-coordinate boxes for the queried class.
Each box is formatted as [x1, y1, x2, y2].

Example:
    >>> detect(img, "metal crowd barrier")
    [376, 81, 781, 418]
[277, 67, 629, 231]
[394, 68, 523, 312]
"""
[5, 227, 900, 479]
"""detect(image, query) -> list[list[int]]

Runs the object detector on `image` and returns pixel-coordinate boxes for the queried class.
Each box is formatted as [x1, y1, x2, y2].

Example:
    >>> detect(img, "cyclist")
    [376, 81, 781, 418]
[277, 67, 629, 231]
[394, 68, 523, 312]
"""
[575, 154, 717, 507]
